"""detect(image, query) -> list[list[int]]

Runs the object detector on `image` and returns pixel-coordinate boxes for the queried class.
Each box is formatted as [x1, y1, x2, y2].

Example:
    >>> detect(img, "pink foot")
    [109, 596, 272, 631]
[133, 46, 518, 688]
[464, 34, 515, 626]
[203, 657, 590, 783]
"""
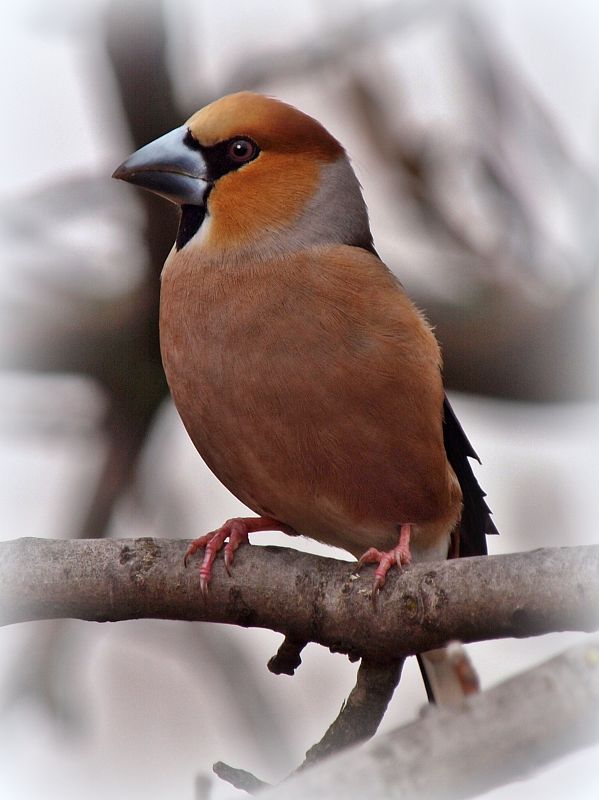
[356, 523, 412, 602]
[184, 516, 289, 597]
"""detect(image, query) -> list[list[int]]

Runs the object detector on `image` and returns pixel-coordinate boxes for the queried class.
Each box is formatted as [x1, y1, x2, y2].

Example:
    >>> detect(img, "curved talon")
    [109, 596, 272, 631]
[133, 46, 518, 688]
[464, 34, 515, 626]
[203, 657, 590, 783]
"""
[195, 528, 229, 594]
[355, 547, 382, 572]
[199, 575, 209, 599]
[223, 521, 249, 577]
[184, 533, 211, 568]
[183, 515, 287, 593]
[371, 575, 386, 608]
[356, 523, 413, 602]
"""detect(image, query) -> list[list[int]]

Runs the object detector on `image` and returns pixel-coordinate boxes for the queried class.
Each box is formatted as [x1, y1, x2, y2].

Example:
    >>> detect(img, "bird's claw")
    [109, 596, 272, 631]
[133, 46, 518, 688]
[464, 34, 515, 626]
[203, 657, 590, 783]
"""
[199, 575, 209, 600]
[183, 518, 258, 594]
[183, 535, 209, 569]
[184, 526, 230, 596]
[355, 524, 413, 604]
[371, 574, 386, 607]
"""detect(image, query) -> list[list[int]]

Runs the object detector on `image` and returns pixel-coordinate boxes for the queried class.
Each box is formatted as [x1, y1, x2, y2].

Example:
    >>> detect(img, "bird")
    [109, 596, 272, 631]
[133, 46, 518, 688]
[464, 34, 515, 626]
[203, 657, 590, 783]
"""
[113, 91, 497, 703]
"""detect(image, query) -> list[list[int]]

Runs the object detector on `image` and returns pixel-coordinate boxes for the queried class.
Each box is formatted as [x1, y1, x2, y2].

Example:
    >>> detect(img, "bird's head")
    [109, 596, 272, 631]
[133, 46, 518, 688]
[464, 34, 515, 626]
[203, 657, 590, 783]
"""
[113, 92, 372, 257]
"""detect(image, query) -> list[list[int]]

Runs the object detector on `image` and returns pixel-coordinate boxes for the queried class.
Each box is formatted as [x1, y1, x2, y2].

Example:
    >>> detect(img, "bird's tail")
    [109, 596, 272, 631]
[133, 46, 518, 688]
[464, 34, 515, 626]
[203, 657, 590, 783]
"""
[417, 643, 480, 706]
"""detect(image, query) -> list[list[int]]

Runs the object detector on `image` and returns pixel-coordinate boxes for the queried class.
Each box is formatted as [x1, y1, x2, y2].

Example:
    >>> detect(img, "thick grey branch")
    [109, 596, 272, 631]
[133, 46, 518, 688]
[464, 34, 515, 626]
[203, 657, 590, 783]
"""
[1, 538, 597, 661]
[254, 639, 599, 800]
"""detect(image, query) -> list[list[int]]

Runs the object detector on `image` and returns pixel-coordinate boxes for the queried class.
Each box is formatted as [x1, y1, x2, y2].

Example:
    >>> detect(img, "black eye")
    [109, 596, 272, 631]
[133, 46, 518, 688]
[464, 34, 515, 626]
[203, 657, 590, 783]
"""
[227, 138, 258, 164]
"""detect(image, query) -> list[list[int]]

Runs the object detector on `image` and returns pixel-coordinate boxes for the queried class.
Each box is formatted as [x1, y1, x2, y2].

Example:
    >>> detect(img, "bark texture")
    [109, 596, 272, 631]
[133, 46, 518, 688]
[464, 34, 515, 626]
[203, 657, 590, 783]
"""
[255, 639, 599, 800]
[1, 538, 597, 661]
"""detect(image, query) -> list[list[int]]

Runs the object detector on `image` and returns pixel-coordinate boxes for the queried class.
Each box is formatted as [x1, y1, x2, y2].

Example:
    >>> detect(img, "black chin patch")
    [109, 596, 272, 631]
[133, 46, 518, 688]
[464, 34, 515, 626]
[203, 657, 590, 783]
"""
[176, 204, 206, 251]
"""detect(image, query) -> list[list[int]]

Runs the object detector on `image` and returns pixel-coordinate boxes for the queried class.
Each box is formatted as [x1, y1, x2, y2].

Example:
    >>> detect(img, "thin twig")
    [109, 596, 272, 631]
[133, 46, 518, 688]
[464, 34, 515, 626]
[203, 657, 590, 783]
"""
[301, 658, 404, 769]
[212, 762, 269, 796]
[214, 657, 403, 793]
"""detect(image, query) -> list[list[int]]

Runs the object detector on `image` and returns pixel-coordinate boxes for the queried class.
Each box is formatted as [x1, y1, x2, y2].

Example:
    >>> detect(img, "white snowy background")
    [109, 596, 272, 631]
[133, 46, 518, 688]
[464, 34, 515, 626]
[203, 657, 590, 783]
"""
[1, 1, 598, 798]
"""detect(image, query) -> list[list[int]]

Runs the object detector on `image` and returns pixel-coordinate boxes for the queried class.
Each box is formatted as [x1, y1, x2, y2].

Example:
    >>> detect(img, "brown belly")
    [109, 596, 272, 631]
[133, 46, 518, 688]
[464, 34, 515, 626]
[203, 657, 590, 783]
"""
[159, 249, 462, 555]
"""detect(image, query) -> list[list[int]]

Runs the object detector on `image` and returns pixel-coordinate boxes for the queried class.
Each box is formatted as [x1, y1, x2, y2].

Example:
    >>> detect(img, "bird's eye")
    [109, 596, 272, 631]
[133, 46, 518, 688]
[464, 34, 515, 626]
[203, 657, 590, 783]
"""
[227, 138, 258, 164]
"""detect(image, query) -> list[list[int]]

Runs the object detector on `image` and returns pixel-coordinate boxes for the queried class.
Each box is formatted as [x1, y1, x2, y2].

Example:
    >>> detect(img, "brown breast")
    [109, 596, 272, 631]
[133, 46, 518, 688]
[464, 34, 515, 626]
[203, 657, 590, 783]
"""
[159, 243, 461, 554]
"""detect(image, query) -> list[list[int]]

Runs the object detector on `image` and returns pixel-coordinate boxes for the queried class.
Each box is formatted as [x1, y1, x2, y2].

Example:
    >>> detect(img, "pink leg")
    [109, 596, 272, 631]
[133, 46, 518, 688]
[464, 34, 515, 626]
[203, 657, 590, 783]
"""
[184, 516, 292, 597]
[356, 523, 412, 602]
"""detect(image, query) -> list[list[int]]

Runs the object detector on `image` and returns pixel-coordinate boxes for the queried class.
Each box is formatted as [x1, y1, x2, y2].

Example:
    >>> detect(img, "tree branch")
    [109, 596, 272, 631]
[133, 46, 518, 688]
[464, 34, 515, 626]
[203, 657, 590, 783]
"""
[301, 658, 404, 768]
[214, 656, 405, 794]
[1, 539, 597, 662]
[212, 761, 269, 795]
[267, 636, 307, 675]
[251, 638, 599, 800]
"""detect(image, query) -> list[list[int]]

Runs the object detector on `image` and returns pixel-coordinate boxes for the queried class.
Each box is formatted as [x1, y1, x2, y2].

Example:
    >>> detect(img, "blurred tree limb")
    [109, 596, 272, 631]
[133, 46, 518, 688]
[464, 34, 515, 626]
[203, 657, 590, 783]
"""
[1, 540, 597, 659]
[300, 657, 404, 768]
[0, 0, 184, 730]
[252, 638, 599, 800]
[3, 539, 598, 795]
[213, 656, 405, 793]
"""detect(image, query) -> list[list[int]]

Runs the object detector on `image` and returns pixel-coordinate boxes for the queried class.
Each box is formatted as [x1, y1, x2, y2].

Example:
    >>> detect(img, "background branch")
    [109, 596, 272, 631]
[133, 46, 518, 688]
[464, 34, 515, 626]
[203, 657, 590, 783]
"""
[301, 658, 404, 768]
[251, 639, 599, 800]
[1, 539, 598, 662]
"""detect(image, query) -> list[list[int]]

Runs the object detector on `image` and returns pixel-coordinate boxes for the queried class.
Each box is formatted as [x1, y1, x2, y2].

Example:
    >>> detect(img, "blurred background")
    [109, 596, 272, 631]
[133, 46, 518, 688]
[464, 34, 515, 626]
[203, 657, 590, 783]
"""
[1, 0, 598, 797]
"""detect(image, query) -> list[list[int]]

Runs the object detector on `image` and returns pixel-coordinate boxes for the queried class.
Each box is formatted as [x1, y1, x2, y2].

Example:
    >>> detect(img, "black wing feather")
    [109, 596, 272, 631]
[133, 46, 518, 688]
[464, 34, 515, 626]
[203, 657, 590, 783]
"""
[442, 395, 498, 557]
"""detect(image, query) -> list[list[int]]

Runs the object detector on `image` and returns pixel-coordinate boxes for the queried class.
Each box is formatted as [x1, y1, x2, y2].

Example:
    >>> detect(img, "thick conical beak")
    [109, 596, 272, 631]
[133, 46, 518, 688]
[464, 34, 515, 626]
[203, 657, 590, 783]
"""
[112, 125, 209, 206]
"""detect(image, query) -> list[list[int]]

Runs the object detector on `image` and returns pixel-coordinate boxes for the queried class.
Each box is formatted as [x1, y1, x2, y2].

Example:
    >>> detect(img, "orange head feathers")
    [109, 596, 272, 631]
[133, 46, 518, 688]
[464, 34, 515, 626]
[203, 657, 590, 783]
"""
[113, 91, 372, 257]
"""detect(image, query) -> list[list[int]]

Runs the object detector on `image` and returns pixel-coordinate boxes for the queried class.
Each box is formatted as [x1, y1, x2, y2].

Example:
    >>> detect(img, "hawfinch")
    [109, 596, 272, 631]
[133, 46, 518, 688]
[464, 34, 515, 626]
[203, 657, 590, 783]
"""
[114, 92, 497, 698]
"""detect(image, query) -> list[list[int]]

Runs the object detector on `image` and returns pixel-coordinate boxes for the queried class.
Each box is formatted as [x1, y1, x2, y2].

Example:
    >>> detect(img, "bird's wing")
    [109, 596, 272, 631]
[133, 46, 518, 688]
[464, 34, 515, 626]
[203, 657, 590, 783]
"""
[418, 397, 498, 705]
[442, 394, 498, 557]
